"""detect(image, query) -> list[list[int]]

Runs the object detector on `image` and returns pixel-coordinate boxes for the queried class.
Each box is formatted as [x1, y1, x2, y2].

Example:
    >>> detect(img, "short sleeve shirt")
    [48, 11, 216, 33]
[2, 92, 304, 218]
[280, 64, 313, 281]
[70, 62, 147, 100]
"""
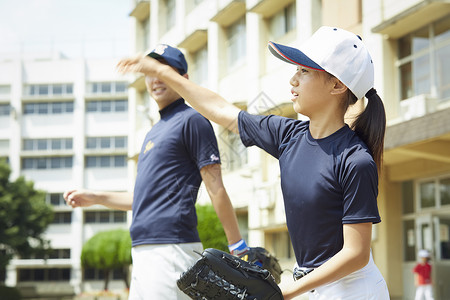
[238, 111, 380, 267]
[413, 263, 432, 285]
[130, 99, 221, 247]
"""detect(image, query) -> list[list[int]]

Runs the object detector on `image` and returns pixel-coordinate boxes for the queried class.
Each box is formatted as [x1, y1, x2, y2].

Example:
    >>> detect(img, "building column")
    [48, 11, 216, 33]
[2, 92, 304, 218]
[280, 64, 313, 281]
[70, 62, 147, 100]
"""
[149, 0, 161, 47]
[5, 263, 17, 287]
[296, 0, 322, 43]
[9, 59, 22, 180]
[69, 58, 87, 295]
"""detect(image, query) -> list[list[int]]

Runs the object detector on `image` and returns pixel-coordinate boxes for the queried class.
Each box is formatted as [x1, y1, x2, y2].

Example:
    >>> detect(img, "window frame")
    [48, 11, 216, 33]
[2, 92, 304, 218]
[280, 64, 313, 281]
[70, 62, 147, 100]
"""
[397, 16, 450, 101]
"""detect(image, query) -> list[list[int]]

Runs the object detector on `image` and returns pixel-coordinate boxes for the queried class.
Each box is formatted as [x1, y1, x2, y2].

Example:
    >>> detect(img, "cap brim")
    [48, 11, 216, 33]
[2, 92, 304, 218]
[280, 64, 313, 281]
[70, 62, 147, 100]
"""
[147, 52, 185, 75]
[268, 41, 324, 71]
[148, 52, 161, 59]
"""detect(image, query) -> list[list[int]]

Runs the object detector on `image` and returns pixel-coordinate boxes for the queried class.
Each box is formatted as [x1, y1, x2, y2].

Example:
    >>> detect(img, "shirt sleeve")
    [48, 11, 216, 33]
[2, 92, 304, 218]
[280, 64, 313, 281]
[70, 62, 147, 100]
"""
[341, 148, 381, 224]
[238, 111, 299, 158]
[183, 112, 221, 170]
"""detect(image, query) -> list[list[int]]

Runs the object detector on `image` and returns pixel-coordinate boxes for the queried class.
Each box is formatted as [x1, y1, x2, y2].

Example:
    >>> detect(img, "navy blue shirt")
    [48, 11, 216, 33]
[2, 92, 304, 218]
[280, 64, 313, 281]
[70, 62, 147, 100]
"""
[238, 111, 380, 268]
[130, 99, 221, 247]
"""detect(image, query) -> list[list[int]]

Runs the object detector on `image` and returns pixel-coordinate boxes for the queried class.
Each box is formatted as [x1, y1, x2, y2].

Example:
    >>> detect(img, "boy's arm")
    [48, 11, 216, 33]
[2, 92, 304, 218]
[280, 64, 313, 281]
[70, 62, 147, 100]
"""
[200, 163, 242, 245]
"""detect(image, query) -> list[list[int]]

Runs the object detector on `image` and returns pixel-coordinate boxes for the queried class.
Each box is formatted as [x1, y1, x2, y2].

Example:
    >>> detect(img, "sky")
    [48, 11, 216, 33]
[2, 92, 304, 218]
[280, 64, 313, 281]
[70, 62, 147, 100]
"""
[0, 0, 132, 59]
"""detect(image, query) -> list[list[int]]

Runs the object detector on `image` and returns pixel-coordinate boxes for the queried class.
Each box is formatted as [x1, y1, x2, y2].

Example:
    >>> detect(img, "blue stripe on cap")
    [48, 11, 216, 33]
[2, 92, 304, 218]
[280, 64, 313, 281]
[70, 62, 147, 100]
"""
[268, 41, 324, 71]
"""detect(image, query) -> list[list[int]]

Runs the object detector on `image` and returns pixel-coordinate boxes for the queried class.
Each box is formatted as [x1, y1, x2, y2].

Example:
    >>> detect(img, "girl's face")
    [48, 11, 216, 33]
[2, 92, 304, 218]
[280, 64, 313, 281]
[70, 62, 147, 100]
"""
[289, 66, 335, 117]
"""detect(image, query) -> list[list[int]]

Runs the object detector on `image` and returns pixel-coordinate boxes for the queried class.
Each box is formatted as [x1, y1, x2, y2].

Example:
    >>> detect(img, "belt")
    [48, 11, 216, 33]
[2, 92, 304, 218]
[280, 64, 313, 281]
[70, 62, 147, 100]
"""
[293, 266, 314, 281]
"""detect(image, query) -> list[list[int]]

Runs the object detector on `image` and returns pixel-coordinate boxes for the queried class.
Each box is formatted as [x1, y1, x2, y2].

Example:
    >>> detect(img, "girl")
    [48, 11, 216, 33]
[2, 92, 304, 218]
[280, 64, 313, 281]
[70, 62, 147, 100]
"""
[117, 26, 390, 299]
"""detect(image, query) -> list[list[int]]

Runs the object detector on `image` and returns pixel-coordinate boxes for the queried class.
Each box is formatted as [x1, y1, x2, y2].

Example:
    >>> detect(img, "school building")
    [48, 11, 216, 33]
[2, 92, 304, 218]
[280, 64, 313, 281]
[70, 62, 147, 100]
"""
[0, 55, 134, 296]
[127, 0, 450, 299]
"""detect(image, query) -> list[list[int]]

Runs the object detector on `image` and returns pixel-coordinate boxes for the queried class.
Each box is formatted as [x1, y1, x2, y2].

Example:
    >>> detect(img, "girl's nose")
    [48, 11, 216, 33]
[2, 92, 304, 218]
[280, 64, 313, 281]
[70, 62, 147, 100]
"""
[290, 75, 299, 87]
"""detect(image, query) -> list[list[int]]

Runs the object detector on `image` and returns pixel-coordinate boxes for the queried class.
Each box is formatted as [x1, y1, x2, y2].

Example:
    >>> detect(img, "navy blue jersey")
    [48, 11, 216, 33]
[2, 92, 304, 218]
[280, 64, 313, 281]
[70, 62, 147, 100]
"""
[130, 99, 221, 247]
[238, 111, 380, 268]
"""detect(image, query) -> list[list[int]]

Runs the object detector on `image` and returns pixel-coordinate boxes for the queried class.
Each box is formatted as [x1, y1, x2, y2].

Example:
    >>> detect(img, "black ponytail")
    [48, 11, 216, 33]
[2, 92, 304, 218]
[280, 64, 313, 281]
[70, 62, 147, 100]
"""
[351, 88, 386, 171]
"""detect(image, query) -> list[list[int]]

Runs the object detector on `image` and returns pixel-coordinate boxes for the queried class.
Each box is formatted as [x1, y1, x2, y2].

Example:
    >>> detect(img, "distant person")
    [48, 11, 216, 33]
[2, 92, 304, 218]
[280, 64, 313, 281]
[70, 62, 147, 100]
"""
[413, 249, 434, 300]
[65, 44, 247, 299]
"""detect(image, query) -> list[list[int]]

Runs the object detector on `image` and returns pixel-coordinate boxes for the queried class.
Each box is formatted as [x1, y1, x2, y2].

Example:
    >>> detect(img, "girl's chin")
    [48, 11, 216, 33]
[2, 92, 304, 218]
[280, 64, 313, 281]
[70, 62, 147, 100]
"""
[292, 103, 302, 114]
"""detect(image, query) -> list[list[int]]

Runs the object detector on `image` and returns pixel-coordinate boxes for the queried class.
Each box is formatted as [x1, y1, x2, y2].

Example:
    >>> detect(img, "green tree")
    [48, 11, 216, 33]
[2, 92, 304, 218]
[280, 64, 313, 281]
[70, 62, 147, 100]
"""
[81, 229, 131, 291]
[196, 204, 228, 251]
[0, 160, 53, 276]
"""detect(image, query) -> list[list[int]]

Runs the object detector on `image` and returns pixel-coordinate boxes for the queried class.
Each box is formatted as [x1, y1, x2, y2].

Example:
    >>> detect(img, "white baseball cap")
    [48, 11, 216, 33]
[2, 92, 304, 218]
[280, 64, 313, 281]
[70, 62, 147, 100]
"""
[268, 26, 375, 100]
[418, 249, 431, 258]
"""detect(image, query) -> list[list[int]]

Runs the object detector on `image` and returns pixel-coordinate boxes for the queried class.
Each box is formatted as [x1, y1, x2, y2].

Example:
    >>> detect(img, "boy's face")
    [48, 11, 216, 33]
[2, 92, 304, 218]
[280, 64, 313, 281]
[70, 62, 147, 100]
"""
[145, 60, 186, 109]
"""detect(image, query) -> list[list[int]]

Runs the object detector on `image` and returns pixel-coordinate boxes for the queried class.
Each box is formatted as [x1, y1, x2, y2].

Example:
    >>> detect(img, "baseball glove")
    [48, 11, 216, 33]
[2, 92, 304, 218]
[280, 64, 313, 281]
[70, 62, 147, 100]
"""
[239, 247, 283, 284]
[177, 248, 283, 300]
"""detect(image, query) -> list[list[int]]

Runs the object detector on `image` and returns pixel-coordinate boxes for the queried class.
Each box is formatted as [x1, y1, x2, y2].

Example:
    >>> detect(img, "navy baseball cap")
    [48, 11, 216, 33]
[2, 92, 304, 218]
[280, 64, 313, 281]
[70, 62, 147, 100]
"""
[268, 26, 375, 99]
[147, 44, 188, 75]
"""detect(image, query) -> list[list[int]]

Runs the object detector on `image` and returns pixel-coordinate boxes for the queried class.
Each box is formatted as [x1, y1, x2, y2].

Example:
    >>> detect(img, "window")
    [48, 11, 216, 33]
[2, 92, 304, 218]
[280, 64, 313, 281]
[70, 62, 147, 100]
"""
[24, 84, 73, 97]
[192, 46, 208, 85]
[84, 210, 127, 223]
[398, 16, 450, 100]
[0, 85, 10, 96]
[115, 137, 126, 148]
[84, 267, 123, 280]
[219, 129, 247, 172]
[420, 181, 435, 209]
[0, 104, 10, 116]
[115, 99, 127, 112]
[100, 137, 111, 149]
[269, 2, 296, 39]
[51, 212, 72, 224]
[165, 0, 176, 31]
[85, 100, 128, 113]
[0, 140, 9, 153]
[87, 82, 128, 94]
[18, 268, 70, 282]
[22, 157, 73, 169]
[85, 155, 127, 168]
[53, 249, 70, 259]
[403, 219, 416, 261]
[23, 102, 74, 115]
[21, 248, 70, 259]
[47, 193, 66, 206]
[402, 177, 450, 212]
[265, 230, 293, 259]
[115, 82, 127, 93]
[22, 138, 73, 151]
[227, 17, 246, 69]
[113, 211, 127, 223]
[440, 177, 450, 206]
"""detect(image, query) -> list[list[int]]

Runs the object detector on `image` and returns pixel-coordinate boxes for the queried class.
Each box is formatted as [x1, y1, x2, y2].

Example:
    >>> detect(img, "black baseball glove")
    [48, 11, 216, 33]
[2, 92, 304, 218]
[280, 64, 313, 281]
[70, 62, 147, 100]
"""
[239, 247, 283, 284]
[177, 248, 283, 300]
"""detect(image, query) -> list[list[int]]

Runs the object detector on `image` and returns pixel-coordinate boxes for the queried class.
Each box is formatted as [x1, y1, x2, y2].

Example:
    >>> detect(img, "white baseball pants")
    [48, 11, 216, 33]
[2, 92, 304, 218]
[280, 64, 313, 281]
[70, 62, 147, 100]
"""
[128, 242, 203, 300]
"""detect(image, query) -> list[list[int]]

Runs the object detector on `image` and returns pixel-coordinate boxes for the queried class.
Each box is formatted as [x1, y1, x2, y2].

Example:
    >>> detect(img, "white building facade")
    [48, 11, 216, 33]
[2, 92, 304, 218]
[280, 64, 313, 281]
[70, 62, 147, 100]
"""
[0, 56, 134, 297]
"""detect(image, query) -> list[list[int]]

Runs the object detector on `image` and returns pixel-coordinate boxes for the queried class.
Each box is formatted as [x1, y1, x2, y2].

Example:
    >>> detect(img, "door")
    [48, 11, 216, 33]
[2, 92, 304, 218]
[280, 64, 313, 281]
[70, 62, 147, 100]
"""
[432, 214, 450, 300]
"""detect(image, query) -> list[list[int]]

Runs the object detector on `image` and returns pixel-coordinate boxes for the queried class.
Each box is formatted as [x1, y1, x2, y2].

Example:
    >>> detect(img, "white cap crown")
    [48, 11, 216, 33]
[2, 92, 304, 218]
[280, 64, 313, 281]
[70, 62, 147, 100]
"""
[300, 27, 374, 99]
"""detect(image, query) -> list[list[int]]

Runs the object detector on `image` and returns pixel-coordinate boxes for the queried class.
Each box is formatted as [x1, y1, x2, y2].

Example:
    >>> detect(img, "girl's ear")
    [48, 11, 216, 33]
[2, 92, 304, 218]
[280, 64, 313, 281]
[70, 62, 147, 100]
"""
[183, 73, 189, 79]
[330, 79, 348, 96]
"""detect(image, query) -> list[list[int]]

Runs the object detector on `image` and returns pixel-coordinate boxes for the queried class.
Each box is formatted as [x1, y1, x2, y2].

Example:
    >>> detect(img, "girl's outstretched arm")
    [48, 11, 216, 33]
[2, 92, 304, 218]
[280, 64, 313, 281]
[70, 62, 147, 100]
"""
[117, 55, 241, 133]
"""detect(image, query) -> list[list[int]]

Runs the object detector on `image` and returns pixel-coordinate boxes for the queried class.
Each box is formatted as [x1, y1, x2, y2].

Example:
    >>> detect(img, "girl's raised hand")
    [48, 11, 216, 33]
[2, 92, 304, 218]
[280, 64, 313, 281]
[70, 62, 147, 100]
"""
[116, 54, 165, 77]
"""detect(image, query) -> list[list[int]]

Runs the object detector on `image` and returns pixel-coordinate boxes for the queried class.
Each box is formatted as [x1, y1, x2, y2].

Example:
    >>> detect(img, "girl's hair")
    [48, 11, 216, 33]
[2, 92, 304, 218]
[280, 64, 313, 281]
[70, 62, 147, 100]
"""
[345, 89, 386, 171]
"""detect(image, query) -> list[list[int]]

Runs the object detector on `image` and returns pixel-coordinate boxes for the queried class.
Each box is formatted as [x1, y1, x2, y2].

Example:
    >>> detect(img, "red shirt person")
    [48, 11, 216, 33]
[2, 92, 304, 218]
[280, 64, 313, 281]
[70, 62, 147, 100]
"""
[413, 249, 434, 300]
